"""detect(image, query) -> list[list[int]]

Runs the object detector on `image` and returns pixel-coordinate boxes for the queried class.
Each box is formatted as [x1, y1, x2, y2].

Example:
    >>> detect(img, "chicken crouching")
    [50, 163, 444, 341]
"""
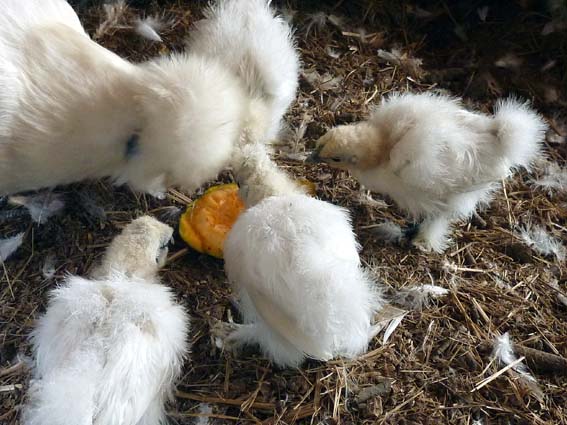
[221, 194, 383, 367]
[23, 216, 189, 425]
[213, 143, 383, 368]
[311, 92, 547, 252]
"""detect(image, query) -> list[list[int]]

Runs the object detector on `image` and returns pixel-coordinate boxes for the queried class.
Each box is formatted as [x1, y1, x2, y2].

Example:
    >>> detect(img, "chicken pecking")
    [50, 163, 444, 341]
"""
[23, 216, 189, 425]
[214, 141, 384, 368]
[310, 92, 547, 252]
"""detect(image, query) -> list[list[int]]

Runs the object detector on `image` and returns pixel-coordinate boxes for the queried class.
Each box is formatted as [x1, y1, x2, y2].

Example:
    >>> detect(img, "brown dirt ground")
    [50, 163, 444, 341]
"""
[1, 1, 566, 424]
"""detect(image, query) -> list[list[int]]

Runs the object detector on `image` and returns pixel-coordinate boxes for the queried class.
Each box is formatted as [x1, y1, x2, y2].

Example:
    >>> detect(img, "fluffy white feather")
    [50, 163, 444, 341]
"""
[372, 220, 404, 244]
[9, 192, 65, 224]
[517, 222, 566, 262]
[532, 161, 567, 194]
[134, 16, 164, 42]
[392, 284, 449, 310]
[23, 216, 189, 425]
[218, 143, 383, 368]
[0, 232, 24, 262]
[194, 403, 213, 425]
[188, 0, 299, 141]
[0, 0, 252, 198]
[312, 92, 547, 252]
[492, 333, 542, 401]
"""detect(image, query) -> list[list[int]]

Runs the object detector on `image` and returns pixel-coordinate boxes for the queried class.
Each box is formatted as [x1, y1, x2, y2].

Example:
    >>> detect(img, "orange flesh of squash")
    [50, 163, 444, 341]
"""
[179, 183, 244, 259]
[179, 179, 317, 258]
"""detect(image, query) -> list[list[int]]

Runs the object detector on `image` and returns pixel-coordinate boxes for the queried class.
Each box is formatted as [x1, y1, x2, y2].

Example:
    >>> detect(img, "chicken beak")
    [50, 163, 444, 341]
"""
[305, 147, 322, 164]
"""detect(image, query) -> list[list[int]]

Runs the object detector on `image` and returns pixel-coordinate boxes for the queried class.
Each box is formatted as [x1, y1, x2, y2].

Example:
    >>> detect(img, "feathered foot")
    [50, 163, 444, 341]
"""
[209, 318, 244, 352]
[372, 221, 419, 246]
[411, 216, 451, 253]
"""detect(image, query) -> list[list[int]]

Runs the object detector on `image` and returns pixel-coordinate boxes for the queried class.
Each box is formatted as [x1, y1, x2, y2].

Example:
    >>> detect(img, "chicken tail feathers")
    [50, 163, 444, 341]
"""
[493, 98, 547, 169]
[188, 0, 299, 140]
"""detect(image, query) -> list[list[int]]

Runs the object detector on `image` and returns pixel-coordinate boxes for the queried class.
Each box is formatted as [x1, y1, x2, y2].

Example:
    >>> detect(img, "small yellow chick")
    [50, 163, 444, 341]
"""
[310, 92, 547, 252]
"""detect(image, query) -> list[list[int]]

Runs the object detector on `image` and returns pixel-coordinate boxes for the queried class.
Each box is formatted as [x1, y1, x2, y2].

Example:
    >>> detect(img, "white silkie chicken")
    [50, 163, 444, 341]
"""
[0, 0, 298, 198]
[214, 140, 383, 368]
[309, 92, 547, 252]
[23, 216, 189, 425]
[187, 0, 299, 142]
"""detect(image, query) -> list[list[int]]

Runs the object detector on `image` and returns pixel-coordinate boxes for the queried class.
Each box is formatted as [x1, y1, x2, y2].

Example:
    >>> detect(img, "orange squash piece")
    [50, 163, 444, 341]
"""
[179, 183, 244, 259]
[179, 179, 317, 258]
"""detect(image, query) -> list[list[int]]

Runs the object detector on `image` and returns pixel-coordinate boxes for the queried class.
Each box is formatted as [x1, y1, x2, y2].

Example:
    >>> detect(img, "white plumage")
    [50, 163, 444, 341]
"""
[23, 216, 189, 425]
[311, 92, 547, 252]
[218, 143, 383, 368]
[91, 215, 174, 279]
[0, 0, 297, 198]
[188, 0, 299, 142]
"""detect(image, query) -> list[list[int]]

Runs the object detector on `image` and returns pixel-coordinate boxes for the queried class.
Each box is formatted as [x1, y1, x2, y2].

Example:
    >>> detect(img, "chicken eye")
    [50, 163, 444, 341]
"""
[331, 157, 342, 162]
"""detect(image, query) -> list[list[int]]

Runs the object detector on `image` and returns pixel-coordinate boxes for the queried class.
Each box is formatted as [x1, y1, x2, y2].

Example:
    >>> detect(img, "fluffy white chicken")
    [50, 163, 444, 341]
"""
[310, 92, 547, 252]
[215, 141, 383, 368]
[23, 216, 189, 425]
[187, 0, 299, 142]
[0, 0, 297, 198]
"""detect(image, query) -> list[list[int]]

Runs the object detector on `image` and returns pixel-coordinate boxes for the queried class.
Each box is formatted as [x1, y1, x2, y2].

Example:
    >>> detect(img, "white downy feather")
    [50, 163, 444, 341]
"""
[9, 192, 65, 224]
[377, 48, 424, 78]
[517, 222, 566, 262]
[194, 403, 212, 425]
[357, 191, 388, 209]
[41, 254, 56, 280]
[382, 315, 405, 345]
[0, 233, 24, 262]
[370, 304, 407, 344]
[304, 12, 328, 36]
[134, 16, 164, 42]
[393, 284, 449, 310]
[372, 220, 404, 244]
[532, 161, 567, 194]
[492, 333, 543, 402]
[95, 0, 128, 40]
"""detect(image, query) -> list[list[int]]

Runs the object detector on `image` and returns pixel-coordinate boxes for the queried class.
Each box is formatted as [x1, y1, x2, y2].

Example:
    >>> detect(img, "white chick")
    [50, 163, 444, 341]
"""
[187, 0, 299, 142]
[0, 0, 246, 197]
[310, 92, 547, 252]
[23, 216, 189, 425]
[215, 142, 383, 368]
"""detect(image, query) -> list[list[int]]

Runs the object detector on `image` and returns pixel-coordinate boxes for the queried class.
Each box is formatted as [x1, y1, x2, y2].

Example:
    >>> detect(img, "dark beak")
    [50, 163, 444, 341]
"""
[305, 147, 322, 164]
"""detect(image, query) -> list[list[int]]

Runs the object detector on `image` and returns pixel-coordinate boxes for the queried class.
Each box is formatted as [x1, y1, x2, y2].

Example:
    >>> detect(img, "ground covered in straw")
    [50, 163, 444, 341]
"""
[1, 1, 566, 424]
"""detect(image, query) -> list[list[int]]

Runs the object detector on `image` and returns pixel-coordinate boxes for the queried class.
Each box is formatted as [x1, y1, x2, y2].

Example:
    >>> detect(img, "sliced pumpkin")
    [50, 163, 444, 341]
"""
[179, 179, 317, 258]
[179, 183, 244, 259]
